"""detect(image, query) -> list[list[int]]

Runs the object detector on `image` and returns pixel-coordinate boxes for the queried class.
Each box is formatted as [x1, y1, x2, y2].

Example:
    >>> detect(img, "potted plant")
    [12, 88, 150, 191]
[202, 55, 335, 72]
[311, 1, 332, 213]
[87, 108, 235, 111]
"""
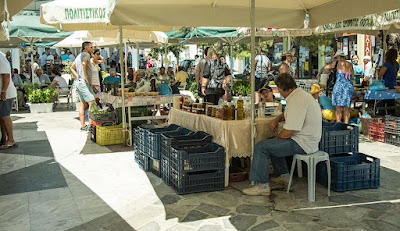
[26, 85, 58, 113]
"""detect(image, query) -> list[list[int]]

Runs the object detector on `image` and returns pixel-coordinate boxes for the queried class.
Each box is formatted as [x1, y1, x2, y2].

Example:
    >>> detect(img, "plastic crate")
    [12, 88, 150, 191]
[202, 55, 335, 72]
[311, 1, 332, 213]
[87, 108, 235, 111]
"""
[88, 111, 117, 121]
[146, 124, 181, 157]
[161, 131, 213, 158]
[170, 169, 225, 195]
[90, 125, 96, 142]
[317, 153, 380, 192]
[369, 121, 385, 142]
[161, 154, 171, 185]
[385, 133, 400, 146]
[89, 119, 114, 126]
[170, 143, 225, 173]
[148, 128, 193, 160]
[150, 158, 161, 177]
[360, 117, 384, 136]
[385, 115, 400, 135]
[96, 124, 123, 146]
[319, 123, 359, 155]
[136, 150, 150, 171]
[159, 128, 195, 158]
[117, 106, 148, 123]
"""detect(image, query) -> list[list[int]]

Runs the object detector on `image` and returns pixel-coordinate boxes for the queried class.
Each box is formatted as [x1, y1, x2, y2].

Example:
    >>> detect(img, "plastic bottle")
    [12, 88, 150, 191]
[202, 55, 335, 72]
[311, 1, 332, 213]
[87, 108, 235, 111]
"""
[237, 96, 244, 120]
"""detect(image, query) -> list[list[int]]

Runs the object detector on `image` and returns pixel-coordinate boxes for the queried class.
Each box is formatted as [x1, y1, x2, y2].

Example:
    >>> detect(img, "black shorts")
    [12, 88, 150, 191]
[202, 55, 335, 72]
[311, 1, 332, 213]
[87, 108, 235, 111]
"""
[255, 78, 262, 91]
[0, 98, 14, 117]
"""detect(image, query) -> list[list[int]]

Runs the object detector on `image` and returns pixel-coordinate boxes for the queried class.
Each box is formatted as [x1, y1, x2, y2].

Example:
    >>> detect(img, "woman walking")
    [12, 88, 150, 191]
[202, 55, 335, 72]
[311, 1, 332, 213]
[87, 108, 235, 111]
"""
[324, 50, 354, 123]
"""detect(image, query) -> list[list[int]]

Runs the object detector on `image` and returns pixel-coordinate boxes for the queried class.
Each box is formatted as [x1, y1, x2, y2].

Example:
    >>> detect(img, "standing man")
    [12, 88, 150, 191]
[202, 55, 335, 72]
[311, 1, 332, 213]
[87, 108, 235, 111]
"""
[70, 41, 95, 131]
[195, 47, 211, 98]
[100, 47, 108, 72]
[39, 52, 47, 68]
[61, 51, 70, 61]
[110, 50, 119, 70]
[243, 73, 322, 196]
[0, 51, 17, 149]
[255, 48, 271, 103]
[194, 54, 200, 66]
[363, 56, 373, 83]
[68, 51, 75, 61]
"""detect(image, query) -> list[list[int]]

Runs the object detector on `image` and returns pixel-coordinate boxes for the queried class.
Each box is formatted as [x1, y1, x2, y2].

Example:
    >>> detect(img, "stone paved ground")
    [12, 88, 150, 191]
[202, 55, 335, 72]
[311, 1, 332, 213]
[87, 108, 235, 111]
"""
[1, 107, 400, 231]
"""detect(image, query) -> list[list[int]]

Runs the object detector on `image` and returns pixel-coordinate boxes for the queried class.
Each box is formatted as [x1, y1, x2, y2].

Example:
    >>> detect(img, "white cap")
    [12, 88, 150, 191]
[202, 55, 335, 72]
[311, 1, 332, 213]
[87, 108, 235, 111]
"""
[363, 56, 371, 60]
[61, 51, 65, 55]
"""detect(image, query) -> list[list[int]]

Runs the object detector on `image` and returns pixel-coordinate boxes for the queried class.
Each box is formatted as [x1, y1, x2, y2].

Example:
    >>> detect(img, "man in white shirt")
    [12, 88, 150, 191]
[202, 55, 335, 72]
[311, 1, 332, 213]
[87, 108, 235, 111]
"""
[243, 72, 322, 196]
[0, 51, 18, 149]
[255, 48, 271, 103]
[35, 69, 51, 85]
[363, 56, 373, 82]
[68, 51, 75, 61]
[39, 52, 47, 68]
[100, 48, 108, 71]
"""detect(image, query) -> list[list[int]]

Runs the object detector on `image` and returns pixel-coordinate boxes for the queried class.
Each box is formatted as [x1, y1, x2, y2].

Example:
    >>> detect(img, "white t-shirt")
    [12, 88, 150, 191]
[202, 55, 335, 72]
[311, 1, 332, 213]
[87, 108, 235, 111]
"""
[53, 76, 68, 91]
[39, 74, 51, 84]
[39, 54, 47, 66]
[255, 54, 270, 78]
[364, 61, 373, 77]
[283, 88, 322, 154]
[90, 61, 100, 86]
[0, 52, 17, 99]
[100, 49, 108, 59]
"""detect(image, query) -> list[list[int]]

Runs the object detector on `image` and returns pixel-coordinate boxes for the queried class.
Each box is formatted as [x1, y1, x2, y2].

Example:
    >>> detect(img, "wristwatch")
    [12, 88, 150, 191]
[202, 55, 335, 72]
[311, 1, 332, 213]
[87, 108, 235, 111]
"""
[1, 90, 6, 93]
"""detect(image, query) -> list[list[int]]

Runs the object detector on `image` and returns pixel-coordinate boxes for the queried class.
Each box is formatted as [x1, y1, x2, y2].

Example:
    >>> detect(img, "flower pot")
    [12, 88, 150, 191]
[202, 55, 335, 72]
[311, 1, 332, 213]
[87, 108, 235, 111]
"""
[29, 103, 54, 113]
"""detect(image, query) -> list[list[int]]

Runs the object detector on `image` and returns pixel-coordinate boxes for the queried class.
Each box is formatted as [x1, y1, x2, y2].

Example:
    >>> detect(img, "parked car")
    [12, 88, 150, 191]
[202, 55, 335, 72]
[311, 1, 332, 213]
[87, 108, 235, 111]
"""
[180, 59, 196, 71]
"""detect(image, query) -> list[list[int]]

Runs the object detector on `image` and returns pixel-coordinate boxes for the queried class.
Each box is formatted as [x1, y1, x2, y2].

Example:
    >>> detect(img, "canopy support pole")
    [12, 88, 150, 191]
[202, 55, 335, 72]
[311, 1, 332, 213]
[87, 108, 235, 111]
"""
[288, 35, 291, 49]
[230, 42, 233, 73]
[136, 42, 140, 70]
[124, 41, 128, 82]
[164, 43, 168, 68]
[119, 26, 127, 145]
[250, 0, 256, 160]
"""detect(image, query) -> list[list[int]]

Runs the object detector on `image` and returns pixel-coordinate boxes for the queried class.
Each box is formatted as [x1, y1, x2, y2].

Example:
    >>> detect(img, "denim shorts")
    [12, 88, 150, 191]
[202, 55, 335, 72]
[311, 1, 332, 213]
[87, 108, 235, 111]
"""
[75, 79, 95, 102]
[0, 98, 14, 117]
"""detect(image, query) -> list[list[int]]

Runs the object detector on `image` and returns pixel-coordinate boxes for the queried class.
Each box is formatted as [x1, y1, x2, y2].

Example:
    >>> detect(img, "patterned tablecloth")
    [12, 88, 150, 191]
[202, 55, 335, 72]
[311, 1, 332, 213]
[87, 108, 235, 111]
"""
[168, 108, 277, 159]
[99, 93, 176, 107]
[364, 90, 400, 100]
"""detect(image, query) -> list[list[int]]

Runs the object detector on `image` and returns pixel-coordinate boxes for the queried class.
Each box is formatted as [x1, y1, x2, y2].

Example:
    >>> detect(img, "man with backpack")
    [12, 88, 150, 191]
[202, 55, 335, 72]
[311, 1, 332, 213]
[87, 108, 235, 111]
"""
[255, 48, 271, 103]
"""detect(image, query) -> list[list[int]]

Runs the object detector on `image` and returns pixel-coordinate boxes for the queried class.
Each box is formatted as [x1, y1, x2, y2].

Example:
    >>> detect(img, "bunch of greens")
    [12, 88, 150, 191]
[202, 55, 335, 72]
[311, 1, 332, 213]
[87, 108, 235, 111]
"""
[233, 80, 251, 96]
[27, 87, 58, 103]
[188, 80, 198, 98]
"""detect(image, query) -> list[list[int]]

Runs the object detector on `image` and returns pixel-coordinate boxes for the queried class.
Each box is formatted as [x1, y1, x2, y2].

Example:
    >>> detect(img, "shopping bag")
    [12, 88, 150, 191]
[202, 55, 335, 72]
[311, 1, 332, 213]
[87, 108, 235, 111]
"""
[158, 83, 172, 95]
[369, 79, 385, 91]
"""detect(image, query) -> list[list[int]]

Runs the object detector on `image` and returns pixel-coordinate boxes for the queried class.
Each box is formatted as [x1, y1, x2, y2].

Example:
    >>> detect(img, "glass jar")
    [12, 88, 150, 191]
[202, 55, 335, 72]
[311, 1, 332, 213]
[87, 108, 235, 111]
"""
[223, 104, 229, 120]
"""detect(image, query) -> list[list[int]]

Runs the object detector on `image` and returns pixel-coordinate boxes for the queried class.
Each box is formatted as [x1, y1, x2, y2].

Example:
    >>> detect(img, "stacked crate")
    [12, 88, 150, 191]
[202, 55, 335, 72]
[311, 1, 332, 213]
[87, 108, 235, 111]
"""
[385, 115, 400, 146]
[369, 120, 385, 142]
[160, 131, 213, 185]
[317, 122, 380, 192]
[88, 111, 117, 143]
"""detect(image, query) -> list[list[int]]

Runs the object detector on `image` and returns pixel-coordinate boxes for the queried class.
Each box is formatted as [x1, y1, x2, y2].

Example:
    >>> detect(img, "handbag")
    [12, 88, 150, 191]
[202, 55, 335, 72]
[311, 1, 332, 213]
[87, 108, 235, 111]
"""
[369, 79, 386, 91]
[326, 61, 338, 96]
[158, 83, 172, 95]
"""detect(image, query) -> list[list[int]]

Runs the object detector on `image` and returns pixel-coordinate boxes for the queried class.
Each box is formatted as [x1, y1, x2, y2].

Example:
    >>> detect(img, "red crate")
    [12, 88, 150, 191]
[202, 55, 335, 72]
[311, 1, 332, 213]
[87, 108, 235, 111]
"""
[369, 121, 385, 142]
[89, 119, 114, 126]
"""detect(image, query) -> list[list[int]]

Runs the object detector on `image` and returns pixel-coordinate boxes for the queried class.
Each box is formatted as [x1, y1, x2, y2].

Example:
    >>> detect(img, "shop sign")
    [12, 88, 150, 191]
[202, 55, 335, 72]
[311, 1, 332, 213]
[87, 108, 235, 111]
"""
[237, 28, 312, 37]
[64, 7, 107, 21]
[365, 35, 371, 57]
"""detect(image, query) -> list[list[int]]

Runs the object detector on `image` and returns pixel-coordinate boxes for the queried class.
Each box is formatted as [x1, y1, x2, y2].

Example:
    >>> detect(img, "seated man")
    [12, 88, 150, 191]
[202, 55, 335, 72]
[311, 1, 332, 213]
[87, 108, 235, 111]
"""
[175, 66, 189, 86]
[103, 68, 121, 83]
[35, 69, 51, 85]
[11, 69, 27, 109]
[243, 73, 322, 196]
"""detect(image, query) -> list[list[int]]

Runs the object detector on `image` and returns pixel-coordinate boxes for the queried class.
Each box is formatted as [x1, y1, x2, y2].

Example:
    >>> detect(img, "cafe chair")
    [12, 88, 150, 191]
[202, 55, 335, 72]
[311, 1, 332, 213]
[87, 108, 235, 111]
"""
[286, 150, 331, 202]
[55, 85, 74, 109]
[12, 98, 18, 112]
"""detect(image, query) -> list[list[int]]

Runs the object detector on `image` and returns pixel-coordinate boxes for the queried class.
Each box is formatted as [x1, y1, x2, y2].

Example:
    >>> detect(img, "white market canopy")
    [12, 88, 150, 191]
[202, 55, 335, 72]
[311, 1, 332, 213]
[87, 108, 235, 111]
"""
[53, 31, 118, 48]
[315, 9, 400, 34]
[88, 30, 168, 44]
[40, 0, 175, 32]
[108, 0, 400, 29]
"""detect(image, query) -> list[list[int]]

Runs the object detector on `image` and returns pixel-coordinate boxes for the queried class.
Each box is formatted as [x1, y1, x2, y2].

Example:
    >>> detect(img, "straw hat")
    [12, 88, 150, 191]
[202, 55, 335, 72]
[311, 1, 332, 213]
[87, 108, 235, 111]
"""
[282, 50, 293, 57]
[333, 50, 346, 59]
[309, 84, 321, 94]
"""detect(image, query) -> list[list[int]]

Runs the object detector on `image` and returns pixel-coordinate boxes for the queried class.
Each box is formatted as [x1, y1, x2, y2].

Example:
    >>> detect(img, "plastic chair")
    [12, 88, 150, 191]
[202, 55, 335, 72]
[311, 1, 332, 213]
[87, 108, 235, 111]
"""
[286, 151, 331, 202]
[55, 85, 74, 109]
[12, 97, 18, 111]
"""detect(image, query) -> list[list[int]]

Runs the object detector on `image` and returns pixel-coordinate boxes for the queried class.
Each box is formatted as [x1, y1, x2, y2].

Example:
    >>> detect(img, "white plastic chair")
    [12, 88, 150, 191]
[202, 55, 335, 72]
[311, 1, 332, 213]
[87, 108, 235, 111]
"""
[55, 85, 74, 108]
[286, 151, 331, 202]
[12, 97, 18, 111]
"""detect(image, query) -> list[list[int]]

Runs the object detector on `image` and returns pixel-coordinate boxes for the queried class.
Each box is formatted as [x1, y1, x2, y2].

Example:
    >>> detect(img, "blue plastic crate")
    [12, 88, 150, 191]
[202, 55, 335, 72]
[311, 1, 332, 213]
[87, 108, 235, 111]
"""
[319, 123, 359, 155]
[161, 154, 170, 185]
[317, 153, 380, 192]
[146, 124, 181, 158]
[170, 169, 225, 195]
[136, 151, 151, 171]
[170, 143, 225, 173]
[148, 127, 192, 159]
[161, 131, 213, 158]
[160, 128, 195, 158]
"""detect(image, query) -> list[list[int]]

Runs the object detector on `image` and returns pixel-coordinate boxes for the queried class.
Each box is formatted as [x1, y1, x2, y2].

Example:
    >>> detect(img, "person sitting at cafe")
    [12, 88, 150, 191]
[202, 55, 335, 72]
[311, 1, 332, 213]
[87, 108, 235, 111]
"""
[127, 67, 135, 81]
[259, 86, 283, 112]
[49, 68, 68, 91]
[103, 68, 121, 83]
[158, 67, 169, 81]
[11, 69, 27, 109]
[167, 66, 174, 78]
[243, 73, 322, 196]
[175, 66, 189, 87]
[35, 69, 51, 85]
